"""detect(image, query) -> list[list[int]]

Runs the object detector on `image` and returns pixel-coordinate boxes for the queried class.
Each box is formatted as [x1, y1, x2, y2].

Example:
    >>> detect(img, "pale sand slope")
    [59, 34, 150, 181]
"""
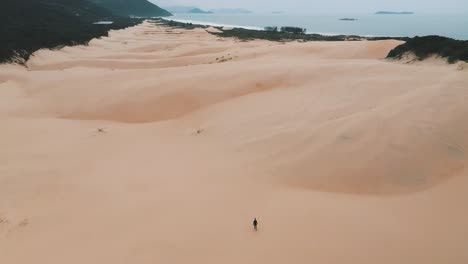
[1, 21, 468, 264]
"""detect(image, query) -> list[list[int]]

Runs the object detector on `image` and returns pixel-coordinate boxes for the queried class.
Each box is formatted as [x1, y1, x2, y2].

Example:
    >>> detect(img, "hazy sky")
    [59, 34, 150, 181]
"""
[153, 0, 468, 14]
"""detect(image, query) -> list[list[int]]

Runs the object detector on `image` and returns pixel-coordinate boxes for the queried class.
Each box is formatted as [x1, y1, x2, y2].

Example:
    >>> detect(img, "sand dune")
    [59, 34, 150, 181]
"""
[1, 21, 468, 264]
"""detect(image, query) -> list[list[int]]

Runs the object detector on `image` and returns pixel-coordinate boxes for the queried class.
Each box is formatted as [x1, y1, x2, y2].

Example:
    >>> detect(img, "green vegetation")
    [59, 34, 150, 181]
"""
[0, 0, 143, 64]
[162, 20, 208, 30]
[387, 36, 468, 63]
[211, 27, 353, 41]
[89, 0, 172, 17]
[280, 26, 306, 34]
[264, 26, 307, 34]
[264, 26, 278, 32]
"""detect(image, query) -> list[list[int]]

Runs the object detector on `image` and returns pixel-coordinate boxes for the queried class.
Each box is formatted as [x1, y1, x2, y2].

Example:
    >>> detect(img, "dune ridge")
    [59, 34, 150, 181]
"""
[1, 21, 468, 264]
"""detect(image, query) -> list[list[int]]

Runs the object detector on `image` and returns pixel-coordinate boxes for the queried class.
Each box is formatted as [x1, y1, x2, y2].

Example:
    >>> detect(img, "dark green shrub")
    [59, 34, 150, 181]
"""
[280, 26, 306, 34]
[387, 36, 468, 63]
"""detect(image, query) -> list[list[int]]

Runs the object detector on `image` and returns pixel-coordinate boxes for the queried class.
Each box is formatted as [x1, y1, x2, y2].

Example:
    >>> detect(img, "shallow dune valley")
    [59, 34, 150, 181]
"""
[1, 21, 468, 264]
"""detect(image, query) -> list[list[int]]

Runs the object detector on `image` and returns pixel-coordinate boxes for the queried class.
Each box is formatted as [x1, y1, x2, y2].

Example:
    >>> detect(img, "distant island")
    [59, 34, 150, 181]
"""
[164, 6, 212, 14]
[339, 18, 358, 21]
[188, 8, 213, 14]
[164, 6, 251, 14]
[375, 11, 414, 15]
[164, 6, 197, 13]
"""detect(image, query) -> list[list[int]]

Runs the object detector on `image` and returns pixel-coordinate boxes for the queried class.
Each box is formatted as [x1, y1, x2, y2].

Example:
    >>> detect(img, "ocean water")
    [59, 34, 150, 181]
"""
[170, 13, 468, 40]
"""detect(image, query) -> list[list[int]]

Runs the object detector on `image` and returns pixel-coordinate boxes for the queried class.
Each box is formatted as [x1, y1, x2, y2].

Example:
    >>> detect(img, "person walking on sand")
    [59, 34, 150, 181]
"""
[253, 218, 258, 231]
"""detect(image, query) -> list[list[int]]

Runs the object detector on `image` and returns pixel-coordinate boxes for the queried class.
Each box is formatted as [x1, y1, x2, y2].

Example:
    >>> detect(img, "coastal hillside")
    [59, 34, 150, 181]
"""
[164, 6, 198, 13]
[0, 0, 143, 63]
[90, 0, 172, 17]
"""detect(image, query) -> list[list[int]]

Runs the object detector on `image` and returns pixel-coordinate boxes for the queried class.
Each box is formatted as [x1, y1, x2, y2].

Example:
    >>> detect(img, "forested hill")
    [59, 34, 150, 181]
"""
[90, 0, 172, 17]
[0, 0, 144, 64]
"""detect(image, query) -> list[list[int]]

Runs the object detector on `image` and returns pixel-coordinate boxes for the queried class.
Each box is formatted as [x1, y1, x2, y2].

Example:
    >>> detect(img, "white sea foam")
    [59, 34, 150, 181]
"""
[93, 21, 114, 25]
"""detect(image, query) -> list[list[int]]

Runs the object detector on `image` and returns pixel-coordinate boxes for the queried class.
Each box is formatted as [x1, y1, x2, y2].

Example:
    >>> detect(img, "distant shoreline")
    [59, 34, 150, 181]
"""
[167, 17, 379, 38]
[159, 18, 406, 40]
[156, 18, 468, 63]
[169, 17, 264, 31]
[375, 11, 414, 15]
